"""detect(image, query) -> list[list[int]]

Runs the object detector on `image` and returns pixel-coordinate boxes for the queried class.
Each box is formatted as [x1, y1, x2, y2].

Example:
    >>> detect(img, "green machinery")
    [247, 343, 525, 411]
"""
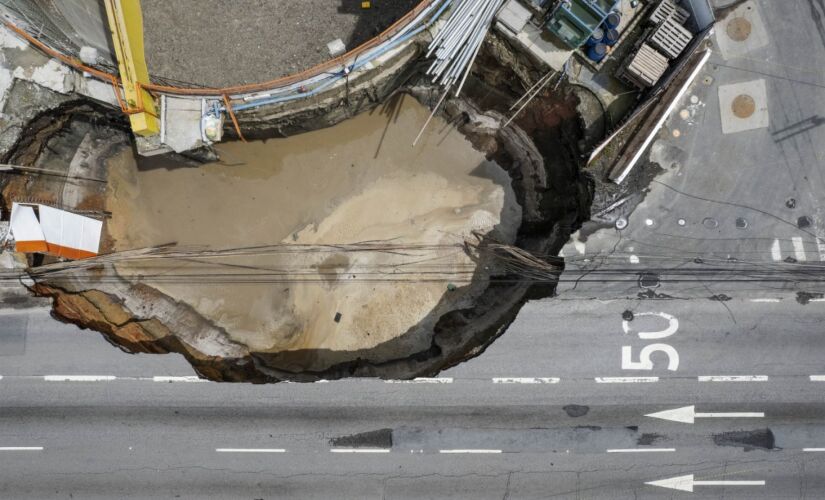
[546, 0, 621, 48]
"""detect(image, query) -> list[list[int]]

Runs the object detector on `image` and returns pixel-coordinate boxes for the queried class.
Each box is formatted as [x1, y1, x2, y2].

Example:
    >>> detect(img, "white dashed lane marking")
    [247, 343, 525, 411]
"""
[43, 375, 116, 382]
[216, 448, 286, 453]
[698, 375, 769, 382]
[606, 448, 675, 453]
[492, 377, 560, 384]
[384, 378, 453, 384]
[810, 375, 825, 382]
[152, 376, 205, 383]
[0, 447, 43, 451]
[439, 449, 502, 454]
[330, 448, 391, 453]
[595, 377, 659, 384]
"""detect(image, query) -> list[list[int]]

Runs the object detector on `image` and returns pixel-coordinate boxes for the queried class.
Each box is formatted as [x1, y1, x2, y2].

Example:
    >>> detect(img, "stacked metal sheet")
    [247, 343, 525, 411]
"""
[648, 16, 693, 58]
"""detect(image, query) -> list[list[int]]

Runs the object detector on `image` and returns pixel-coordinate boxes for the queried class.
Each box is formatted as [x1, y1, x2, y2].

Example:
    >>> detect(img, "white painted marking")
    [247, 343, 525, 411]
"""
[492, 377, 560, 384]
[771, 239, 782, 261]
[810, 298, 825, 303]
[595, 377, 659, 383]
[43, 375, 116, 382]
[0, 447, 43, 451]
[622, 312, 679, 339]
[750, 298, 780, 303]
[629, 255, 640, 264]
[792, 237, 807, 261]
[817, 239, 825, 261]
[152, 376, 205, 383]
[810, 375, 825, 381]
[645, 405, 764, 424]
[698, 375, 768, 382]
[438, 449, 502, 454]
[329, 448, 391, 453]
[216, 448, 286, 453]
[647, 474, 765, 492]
[803, 448, 825, 452]
[384, 377, 453, 384]
[607, 448, 675, 453]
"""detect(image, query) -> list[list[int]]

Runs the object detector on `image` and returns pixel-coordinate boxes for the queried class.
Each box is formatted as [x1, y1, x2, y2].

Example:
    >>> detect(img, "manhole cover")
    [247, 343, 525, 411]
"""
[735, 217, 748, 229]
[702, 217, 719, 229]
[732, 94, 756, 118]
[727, 17, 752, 42]
[638, 272, 660, 289]
[798, 215, 813, 229]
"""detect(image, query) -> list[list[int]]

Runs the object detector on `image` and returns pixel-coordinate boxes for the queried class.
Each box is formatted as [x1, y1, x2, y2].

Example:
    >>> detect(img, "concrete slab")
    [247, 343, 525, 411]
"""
[161, 96, 204, 153]
[509, 22, 574, 72]
[497, 0, 533, 34]
[714, 0, 769, 60]
[718, 78, 768, 134]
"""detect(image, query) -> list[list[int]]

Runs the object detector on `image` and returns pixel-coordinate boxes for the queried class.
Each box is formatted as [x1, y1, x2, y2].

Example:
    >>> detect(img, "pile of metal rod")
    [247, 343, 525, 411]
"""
[425, 0, 506, 96]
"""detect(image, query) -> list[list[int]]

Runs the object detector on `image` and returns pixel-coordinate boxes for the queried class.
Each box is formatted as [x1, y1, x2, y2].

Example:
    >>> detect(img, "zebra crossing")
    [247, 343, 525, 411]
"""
[770, 237, 825, 263]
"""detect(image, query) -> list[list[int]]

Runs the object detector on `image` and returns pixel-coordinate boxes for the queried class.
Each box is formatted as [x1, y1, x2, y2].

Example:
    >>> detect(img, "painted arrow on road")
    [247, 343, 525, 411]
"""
[645, 405, 764, 424]
[646, 474, 765, 492]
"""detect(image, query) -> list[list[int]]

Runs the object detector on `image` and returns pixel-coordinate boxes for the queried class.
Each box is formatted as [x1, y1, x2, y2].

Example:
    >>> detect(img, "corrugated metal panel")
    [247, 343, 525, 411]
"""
[648, 16, 693, 59]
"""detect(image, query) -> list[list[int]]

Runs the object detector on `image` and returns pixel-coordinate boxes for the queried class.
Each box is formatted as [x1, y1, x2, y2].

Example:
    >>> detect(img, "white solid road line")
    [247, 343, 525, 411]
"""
[595, 377, 659, 383]
[803, 448, 825, 452]
[439, 449, 503, 454]
[152, 376, 205, 383]
[810, 375, 825, 381]
[216, 448, 286, 453]
[607, 448, 675, 453]
[0, 447, 43, 451]
[750, 298, 781, 303]
[329, 448, 391, 453]
[492, 377, 560, 384]
[43, 375, 116, 382]
[384, 377, 453, 384]
[698, 375, 768, 382]
[792, 237, 807, 261]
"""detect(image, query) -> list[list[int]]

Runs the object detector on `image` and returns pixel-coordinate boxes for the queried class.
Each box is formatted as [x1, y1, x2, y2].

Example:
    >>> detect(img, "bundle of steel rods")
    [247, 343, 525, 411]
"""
[425, 0, 506, 95]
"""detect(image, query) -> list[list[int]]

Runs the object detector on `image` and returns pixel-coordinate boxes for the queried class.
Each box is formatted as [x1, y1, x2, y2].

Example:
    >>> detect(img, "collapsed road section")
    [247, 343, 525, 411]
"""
[0, 0, 712, 381]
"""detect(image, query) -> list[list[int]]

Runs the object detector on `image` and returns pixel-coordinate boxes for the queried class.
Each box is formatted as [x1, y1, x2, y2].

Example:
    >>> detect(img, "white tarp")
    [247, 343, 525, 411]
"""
[9, 203, 101, 259]
[10, 202, 47, 253]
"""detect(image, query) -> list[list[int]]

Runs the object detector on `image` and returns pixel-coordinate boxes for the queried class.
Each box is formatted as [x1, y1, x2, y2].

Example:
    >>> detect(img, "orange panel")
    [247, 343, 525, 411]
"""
[15, 240, 48, 253]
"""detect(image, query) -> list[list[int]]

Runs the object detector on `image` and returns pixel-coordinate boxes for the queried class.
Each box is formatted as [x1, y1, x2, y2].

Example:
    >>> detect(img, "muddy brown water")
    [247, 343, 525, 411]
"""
[105, 96, 521, 362]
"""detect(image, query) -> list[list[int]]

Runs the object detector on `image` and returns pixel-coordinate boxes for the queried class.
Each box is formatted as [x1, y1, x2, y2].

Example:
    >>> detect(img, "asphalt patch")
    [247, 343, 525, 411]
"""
[637, 433, 664, 446]
[563, 405, 590, 418]
[713, 428, 776, 451]
[797, 291, 825, 305]
[329, 428, 392, 449]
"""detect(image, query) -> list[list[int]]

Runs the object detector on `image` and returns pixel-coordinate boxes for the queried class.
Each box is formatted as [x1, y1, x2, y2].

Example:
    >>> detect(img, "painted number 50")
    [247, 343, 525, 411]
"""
[621, 312, 679, 371]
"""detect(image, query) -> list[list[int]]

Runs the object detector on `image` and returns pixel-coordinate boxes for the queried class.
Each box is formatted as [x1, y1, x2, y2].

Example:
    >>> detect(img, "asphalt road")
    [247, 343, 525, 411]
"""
[1, 280, 824, 498]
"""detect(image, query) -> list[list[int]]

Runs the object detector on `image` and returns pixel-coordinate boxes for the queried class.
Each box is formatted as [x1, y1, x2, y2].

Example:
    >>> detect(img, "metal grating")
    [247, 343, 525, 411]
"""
[649, 0, 690, 25]
[622, 43, 669, 88]
[648, 16, 693, 59]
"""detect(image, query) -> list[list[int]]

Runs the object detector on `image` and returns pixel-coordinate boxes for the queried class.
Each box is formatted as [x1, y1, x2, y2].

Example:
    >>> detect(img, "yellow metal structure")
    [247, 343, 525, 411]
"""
[103, 0, 159, 136]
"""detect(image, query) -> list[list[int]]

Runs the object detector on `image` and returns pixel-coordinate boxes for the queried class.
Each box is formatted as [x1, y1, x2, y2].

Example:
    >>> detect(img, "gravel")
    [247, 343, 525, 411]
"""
[141, 0, 422, 88]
